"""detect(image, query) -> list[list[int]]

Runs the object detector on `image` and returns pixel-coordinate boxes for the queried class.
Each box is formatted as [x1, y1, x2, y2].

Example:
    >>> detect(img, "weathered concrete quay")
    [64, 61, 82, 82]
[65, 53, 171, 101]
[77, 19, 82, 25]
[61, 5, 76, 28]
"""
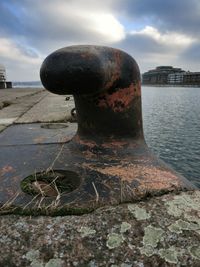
[0, 87, 75, 132]
[0, 46, 200, 266]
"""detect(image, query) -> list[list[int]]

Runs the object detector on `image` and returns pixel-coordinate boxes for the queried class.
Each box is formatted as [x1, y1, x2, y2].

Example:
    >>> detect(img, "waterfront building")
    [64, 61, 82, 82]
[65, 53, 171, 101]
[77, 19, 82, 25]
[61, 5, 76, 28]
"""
[0, 64, 12, 89]
[183, 72, 200, 86]
[142, 66, 185, 85]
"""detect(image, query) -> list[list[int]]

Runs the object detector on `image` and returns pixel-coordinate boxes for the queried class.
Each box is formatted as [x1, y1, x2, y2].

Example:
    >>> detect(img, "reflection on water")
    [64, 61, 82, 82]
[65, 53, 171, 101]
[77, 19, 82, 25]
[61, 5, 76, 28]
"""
[142, 86, 200, 188]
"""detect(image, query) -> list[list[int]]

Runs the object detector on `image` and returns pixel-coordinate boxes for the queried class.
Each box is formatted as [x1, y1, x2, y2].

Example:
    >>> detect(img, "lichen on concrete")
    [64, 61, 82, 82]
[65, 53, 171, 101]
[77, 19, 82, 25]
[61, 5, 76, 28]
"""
[158, 247, 179, 264]
[45, 259, 63, 267]
[139, 245, 155, 257]
[168, 219, 200, 234]
[142, 225, 164, 248]
[106, 233, 124, 249]
[140, 225, 164, 257]
[25, 250, 42, 267]
[24, 250, 63, 267]
[78, 226, 96, 238]
[120, 222, 131, 233]
[128, 204, 151, 220]
[164, 191, 200, 218]
[189, 246, 200, 260]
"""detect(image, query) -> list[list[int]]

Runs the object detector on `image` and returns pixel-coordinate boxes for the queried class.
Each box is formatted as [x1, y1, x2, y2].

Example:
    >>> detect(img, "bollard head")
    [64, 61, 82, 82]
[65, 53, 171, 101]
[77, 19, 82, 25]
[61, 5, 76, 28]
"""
[40, 45, 140, 95]
[41, 45, 143, 138]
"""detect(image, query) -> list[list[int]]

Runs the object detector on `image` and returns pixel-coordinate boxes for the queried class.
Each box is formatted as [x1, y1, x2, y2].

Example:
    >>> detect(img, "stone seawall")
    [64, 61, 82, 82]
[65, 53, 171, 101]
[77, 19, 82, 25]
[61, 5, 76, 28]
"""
[0, 191, 200, 266]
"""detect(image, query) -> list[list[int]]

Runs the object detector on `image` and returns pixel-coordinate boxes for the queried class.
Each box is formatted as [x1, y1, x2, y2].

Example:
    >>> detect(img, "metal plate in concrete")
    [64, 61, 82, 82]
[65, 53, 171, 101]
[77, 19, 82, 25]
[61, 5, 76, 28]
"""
[0, 123, 77, 146]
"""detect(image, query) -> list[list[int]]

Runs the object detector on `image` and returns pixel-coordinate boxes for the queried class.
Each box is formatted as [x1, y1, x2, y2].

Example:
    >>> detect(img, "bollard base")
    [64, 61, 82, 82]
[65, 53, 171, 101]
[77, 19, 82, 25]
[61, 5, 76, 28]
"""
[0, 125, 195, 216]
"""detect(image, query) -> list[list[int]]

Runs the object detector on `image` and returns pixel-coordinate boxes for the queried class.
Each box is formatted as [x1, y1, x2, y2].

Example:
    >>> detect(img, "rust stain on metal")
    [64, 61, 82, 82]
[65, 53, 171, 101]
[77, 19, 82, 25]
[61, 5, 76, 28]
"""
[81, 162, 183, 193]
[33, 136, 46, 143]
[73, 135, 97, 149]
[59, 136, 72, 143]
[98, 84, 138, 112]
[0, 165, 15, 176]
[101, 140, 128, 149]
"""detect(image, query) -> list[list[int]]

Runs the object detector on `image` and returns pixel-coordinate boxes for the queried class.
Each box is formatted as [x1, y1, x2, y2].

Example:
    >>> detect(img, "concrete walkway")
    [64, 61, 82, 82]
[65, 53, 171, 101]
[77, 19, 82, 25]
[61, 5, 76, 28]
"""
[0, 88, 74, 132]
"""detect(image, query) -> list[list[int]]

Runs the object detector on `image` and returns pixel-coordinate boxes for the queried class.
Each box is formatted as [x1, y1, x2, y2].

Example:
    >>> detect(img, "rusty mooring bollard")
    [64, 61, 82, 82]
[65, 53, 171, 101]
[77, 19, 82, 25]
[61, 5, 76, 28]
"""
[0, 45, 195, 215]
[40, 45, 195, 207]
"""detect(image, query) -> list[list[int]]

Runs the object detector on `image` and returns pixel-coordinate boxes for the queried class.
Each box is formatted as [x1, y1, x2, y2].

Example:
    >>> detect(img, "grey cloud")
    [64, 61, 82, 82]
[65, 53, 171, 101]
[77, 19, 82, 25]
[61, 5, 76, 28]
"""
[116, 33, 171, 55]
[0, 55, 40, 81]
[0, 0, 199, 80]
[116, 0, 200, 37]
[114, 31, 200, 73]
[0, 0, 119, 54]
[177, 42, 200, 71]
[181, 43, 200, 63]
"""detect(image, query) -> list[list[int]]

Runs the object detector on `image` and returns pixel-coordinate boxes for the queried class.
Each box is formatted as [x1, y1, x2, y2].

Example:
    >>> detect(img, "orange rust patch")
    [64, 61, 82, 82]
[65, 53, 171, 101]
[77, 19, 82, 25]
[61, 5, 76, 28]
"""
[34, 136, 45, 143]
[73, 135, 97, 149]
[98, 83, 141, 112]
[0, 165, 15, 176]
[82, 150, 97, 158]
[101, 140, 128, 149]
[59, 136, 72, 143]
[82, 163, 184, 193]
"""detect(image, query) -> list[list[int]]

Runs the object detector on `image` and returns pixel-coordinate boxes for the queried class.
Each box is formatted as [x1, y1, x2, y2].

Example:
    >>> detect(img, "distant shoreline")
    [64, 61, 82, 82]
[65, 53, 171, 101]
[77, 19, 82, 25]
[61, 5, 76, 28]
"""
[12, 81, 42, 88]
[13, 85, 43, 89]
[142, 84, 200, 88]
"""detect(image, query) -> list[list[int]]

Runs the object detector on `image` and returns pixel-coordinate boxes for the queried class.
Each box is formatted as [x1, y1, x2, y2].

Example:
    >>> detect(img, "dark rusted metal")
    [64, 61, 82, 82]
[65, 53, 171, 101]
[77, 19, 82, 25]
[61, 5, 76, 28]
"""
[70, 107, 76, 119]
[65, 96, 70, 101]
[0, 45, 196, 215]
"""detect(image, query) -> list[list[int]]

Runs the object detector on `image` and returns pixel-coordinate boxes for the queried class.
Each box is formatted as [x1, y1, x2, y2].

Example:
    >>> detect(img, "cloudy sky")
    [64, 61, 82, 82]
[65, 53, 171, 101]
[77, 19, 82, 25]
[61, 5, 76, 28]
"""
[0, 0, 199, 81]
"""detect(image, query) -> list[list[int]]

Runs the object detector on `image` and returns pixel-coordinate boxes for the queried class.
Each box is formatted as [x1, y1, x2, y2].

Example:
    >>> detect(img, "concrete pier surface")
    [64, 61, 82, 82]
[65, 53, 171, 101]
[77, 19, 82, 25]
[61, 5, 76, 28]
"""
[0, 88, 200, 266]
[0, 87, 74, 132]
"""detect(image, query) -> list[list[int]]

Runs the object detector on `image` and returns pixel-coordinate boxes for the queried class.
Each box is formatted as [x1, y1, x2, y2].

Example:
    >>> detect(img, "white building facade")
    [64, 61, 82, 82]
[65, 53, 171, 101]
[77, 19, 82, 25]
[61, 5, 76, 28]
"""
[167, 72, 185, 84]
[0, 64, 6, 82]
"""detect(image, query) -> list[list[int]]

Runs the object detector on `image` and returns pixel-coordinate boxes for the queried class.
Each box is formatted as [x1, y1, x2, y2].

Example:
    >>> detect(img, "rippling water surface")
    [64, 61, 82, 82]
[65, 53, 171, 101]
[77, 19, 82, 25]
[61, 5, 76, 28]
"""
[142, 86, 200, 187]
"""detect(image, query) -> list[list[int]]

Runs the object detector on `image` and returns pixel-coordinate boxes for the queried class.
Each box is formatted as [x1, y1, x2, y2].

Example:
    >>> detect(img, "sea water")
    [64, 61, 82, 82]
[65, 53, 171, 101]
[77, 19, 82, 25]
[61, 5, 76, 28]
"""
[142, 86, 200, 187]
